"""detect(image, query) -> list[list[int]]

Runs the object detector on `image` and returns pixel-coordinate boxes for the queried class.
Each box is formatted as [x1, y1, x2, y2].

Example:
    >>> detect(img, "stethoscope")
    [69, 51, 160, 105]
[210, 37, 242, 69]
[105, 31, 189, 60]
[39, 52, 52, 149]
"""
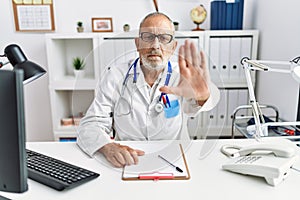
[121, 57, 172, 113]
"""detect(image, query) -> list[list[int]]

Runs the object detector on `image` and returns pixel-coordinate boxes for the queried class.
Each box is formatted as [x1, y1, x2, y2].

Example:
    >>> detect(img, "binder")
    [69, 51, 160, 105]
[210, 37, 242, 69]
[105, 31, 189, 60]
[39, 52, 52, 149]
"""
[101, 39, 116, 68]
[231, 1, 239, 29]
[187, 115, 201, 139]
[113, 39, 126, 64]
[221, 1, 227, 30]
[211, 0, 243, 30]
[237, 89, 249, 116]
[240, 37, 252, 81]
[209, 37, 221, 83]
[203, 105, 218, 130]
[210, 0, 220, 30]
[122, 142, 190, 181]
[219, 37, 230, 82]
[226, 89, 239, 126]
[226, 89, 249, 126]
[237, 0, 244, 29]
[218, 1, 224, 30]
[124, 39, 137, 65]
[170, 38, 185, 63]
[229, 37, 241, 81]
[225, 3, 233, 30]
[217, 89, 228, 128]
[171, 38, 198, 63]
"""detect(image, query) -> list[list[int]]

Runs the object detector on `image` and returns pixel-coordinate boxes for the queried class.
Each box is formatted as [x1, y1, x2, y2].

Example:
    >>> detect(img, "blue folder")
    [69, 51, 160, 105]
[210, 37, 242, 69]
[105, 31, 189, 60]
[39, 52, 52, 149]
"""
[231, 1, 239, 29]
[210, 0, 244, 30]
[237, 0, 244, 29]
[225, 3, 233, 29]
[211, 0, 221, 30]
[220, 1, 227, 29]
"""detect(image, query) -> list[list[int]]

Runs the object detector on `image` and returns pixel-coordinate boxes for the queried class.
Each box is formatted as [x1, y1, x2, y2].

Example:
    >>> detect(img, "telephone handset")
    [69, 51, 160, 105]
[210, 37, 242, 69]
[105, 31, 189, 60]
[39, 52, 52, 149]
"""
[221, 143, 298, 186]
[236, 143, 295, 157]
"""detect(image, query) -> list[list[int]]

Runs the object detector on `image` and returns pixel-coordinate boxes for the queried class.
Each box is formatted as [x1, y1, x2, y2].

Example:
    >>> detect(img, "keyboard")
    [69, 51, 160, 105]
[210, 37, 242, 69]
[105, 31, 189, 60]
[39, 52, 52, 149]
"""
[26, 149, 100, 191]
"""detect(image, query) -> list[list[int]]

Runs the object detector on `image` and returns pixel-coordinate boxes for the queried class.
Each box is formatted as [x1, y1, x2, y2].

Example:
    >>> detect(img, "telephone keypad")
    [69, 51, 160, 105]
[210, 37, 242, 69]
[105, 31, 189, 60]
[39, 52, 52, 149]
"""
[235, 156, 262, 164]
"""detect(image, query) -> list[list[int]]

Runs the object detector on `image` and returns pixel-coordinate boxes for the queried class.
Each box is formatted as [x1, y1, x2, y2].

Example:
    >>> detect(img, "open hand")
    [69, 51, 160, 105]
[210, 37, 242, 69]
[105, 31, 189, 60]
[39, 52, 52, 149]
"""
[160, 40, 210, 105]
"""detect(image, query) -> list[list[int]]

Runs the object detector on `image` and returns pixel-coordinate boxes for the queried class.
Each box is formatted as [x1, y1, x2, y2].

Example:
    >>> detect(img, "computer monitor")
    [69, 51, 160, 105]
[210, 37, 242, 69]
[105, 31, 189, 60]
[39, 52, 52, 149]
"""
[0, 69, 28, 193]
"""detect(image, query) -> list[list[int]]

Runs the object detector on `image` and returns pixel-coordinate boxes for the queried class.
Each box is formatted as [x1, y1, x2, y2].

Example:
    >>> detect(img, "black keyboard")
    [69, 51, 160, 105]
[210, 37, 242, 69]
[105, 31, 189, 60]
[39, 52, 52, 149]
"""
[26, 149, 100, 191]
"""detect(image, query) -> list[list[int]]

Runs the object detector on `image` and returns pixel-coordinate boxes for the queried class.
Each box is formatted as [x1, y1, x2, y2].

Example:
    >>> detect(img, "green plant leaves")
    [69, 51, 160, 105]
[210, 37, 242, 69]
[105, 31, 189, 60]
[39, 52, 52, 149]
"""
[72, 57, 85, 70]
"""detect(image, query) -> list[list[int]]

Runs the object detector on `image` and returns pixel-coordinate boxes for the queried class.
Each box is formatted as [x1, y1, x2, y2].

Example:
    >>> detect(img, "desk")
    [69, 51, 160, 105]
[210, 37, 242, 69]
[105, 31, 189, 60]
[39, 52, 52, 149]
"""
[1, 138, 300, 200]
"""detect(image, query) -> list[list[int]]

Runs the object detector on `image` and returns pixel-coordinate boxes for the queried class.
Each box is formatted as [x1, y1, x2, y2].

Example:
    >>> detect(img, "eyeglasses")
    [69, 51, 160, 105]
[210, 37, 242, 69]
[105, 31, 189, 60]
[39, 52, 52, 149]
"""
[140, 32, 173, 44]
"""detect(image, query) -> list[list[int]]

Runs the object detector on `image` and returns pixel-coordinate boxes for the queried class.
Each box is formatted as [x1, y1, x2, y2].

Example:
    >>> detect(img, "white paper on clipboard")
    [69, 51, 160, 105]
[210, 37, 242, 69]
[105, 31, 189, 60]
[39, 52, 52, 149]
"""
[122, 141, 190, 180]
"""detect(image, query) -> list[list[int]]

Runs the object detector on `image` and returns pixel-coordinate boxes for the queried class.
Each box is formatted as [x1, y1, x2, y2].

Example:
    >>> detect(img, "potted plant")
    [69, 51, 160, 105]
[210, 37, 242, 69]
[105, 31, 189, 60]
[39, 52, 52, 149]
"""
[72, 57, 85, 78]
[123, 24, 130, 32]
[173, 21, 179, 31]
[77, 21, 84, 33]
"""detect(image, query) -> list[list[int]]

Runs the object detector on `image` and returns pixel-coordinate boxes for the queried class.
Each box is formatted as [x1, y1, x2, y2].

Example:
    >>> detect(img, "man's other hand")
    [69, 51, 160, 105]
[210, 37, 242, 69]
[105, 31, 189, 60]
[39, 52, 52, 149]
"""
[99, 143, 145, 168]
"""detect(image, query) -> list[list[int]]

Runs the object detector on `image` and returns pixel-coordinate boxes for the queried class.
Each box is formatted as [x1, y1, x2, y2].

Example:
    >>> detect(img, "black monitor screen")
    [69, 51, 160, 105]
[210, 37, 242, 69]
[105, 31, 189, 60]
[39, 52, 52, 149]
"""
[0, 69, 28, 193]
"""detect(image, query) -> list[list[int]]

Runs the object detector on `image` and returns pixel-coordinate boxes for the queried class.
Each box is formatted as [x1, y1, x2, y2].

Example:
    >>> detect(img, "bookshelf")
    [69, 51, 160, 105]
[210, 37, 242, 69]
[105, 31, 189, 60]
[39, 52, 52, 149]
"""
[45, 30, 258, 141]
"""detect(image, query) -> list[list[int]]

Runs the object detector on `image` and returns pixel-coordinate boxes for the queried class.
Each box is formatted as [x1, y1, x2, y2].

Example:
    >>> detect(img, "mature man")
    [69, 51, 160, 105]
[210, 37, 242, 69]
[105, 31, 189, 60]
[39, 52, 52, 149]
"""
[77, 12, 219, 167]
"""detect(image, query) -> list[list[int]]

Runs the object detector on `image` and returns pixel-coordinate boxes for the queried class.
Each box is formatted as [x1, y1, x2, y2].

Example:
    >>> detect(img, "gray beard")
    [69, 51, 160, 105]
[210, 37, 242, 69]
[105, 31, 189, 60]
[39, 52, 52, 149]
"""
[140, 55, 167, 71]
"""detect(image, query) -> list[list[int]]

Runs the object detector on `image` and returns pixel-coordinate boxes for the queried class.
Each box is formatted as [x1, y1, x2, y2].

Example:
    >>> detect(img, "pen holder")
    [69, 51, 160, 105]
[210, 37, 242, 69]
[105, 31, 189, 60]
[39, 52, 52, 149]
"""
[164, 100, 180, 118]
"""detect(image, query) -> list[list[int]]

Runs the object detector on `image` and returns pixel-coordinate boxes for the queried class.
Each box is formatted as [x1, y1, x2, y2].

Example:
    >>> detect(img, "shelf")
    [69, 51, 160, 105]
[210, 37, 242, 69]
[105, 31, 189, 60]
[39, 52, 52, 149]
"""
[54, 126, 78, 132]
[53, 131, 77, 141]
[50, 76, 97, 90]
[56, 125, 79, 132]
[46, 35, 99, 83]
[205, 30, 259, 37]
[49, 90, 94, 132]
[46, 33, 99, 39]
[214, 81, 255, 89]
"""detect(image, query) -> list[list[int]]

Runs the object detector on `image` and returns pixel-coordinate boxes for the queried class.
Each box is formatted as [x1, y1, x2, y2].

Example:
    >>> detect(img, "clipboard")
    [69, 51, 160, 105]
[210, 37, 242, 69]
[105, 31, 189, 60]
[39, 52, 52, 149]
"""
[122, 142, 190, 181]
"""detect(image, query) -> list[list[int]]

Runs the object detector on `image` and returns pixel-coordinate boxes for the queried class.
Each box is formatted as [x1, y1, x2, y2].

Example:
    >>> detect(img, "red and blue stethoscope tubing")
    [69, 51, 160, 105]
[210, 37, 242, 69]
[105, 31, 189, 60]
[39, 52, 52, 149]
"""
[123, 58, 172, 109]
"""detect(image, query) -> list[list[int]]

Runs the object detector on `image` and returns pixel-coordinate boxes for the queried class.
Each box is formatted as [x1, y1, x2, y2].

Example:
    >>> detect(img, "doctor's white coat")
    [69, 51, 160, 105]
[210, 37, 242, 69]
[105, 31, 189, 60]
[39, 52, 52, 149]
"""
[77, 61, 220, 157]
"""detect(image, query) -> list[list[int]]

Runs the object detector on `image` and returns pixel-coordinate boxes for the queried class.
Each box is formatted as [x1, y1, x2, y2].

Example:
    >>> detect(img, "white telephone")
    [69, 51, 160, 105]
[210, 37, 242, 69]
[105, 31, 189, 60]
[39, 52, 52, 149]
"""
[221, 143, 298, 186]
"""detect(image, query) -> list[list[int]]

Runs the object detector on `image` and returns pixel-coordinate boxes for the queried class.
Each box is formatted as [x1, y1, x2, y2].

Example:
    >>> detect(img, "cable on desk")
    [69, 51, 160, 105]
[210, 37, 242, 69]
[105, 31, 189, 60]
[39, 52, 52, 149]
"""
[291, 166, 300, 173]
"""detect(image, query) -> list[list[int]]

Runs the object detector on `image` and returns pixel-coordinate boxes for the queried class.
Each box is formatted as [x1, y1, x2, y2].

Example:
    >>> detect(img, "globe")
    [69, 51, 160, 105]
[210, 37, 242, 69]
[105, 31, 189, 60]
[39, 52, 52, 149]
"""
[190, 4, 207, 31]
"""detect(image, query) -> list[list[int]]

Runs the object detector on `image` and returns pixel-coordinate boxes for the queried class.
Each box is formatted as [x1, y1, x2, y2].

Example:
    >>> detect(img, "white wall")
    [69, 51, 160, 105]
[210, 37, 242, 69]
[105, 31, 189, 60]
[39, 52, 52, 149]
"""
[0, 3, 53, 141]
[252, 0, 300, 121]
[0, 0, 255, 141]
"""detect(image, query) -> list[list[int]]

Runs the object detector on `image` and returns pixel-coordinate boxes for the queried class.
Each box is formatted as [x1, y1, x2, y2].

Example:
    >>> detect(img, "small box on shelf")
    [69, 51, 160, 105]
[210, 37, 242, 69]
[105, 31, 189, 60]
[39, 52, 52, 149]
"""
[61, 118, 73, 126]
[59, 137, 77, 142]
[60, 112, 85, 127]
[73, 117, 81, 126]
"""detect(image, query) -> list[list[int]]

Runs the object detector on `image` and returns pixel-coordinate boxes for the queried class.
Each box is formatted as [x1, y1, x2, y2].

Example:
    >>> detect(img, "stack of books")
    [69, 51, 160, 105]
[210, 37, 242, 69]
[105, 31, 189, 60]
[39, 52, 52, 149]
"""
[210, 0, 244, 30]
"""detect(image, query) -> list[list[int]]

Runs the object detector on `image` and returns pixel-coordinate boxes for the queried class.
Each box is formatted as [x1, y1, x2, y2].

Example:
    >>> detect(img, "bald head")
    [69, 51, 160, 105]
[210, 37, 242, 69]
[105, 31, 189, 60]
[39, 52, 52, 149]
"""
[139, 12, 175, 33]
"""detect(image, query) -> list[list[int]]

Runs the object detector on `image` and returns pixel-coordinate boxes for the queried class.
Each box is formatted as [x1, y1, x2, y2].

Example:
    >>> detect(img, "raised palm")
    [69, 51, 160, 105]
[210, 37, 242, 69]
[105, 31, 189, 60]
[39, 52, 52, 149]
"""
[160, 40, 210, 104]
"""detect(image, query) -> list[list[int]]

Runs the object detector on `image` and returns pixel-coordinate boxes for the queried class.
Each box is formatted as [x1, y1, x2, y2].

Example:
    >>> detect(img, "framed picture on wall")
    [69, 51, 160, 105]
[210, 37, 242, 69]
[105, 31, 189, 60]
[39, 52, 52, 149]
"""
[12, 0, 55, 32]
[92, 18, 113, 32]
